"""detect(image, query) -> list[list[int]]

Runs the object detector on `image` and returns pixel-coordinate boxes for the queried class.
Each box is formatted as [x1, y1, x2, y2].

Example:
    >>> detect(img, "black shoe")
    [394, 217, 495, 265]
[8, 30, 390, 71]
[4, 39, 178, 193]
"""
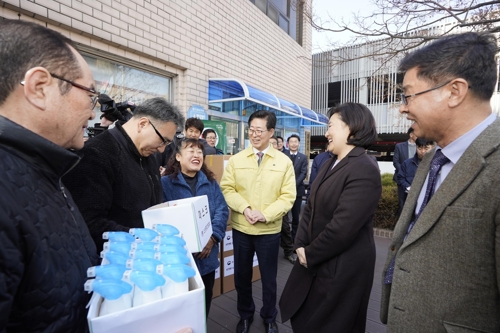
[236, 317, 253, 333]
[264, 322, 279, 333]
[284, 254, 297, 264]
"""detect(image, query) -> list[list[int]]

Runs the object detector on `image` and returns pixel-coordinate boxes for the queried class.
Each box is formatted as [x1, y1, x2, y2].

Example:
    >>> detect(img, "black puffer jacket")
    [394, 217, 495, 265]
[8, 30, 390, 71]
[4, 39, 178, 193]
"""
[0, 116, 98, 332]
[64, 123, 163, 253]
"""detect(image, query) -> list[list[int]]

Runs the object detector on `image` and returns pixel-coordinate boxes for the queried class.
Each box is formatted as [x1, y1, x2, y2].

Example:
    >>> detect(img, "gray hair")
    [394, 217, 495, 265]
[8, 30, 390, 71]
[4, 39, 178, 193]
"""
[133, 97, 185, 128]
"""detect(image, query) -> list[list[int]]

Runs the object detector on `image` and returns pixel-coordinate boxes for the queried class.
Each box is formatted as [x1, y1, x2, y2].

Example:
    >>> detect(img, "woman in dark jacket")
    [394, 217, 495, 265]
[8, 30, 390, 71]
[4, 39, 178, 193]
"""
[161, 138, 228, 316]
[280, 103, 382, 333]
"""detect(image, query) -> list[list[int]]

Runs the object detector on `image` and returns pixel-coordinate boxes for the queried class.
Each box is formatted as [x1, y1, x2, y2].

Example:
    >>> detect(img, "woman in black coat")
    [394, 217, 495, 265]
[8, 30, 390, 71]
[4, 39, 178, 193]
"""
[280, 103, 382, 333]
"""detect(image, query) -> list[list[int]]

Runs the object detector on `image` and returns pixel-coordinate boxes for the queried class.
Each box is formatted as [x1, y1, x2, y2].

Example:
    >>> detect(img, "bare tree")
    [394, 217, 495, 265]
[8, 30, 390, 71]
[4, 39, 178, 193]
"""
[308, 0, 500, 64]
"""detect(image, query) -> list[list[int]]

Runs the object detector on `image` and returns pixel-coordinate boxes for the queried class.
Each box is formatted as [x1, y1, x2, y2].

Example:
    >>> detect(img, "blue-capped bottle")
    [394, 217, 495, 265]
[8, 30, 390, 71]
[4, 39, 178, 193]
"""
[102, 241, 132, 254]
[123, 270, 165, 307]
[129, 228, 159, 242]
[157, 264, 196, 298]
[152, 224, 180, 236]
[84, 279, 133, 316]
[102, 231, 135, 243]
[87, 264, 127, 280]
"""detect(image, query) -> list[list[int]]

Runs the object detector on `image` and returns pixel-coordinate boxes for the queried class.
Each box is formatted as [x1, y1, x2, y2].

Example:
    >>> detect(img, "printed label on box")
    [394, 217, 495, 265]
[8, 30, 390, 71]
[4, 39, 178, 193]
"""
[223, 255, 234, 277]
[224, 230, 233, 251]
[215, 264, 220, 280]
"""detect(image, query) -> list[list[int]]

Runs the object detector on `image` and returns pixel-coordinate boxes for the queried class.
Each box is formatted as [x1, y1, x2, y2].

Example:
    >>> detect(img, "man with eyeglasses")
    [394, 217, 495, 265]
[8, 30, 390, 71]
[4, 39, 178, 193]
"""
[64, 97, 185, 253]
[221, 110, 296, 333]
[0, 20, 99, 332]
[380, 32, 500, 332]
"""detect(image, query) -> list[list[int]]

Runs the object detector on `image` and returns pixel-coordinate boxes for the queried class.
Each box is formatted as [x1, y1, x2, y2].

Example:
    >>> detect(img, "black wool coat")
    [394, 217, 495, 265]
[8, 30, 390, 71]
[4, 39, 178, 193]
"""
[64, 123, 163, 253]
[280, 147, 382, 333]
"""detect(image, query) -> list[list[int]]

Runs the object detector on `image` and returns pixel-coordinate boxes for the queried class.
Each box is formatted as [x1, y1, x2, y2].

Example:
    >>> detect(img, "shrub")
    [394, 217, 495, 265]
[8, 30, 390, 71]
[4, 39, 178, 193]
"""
[373, 173, 399, 230]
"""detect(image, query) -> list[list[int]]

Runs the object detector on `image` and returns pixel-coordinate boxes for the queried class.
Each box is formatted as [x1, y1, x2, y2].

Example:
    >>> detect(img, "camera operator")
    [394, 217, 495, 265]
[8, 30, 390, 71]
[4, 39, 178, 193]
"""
[87, 94, 135, 137]
[64, 97, 185, 253]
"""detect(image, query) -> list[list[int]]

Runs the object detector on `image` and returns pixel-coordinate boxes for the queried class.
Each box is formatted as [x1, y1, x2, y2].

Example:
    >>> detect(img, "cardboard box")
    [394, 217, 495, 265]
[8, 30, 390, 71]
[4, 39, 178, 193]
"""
[142, 195, 212, 253]
[212, 247, 221, 299]
[87, 252, 206, 333]
[222, 250, 235, 293]
[252, 253, 261, 282]
[223, 227, 233, 252]
[205, 155, 225, 184]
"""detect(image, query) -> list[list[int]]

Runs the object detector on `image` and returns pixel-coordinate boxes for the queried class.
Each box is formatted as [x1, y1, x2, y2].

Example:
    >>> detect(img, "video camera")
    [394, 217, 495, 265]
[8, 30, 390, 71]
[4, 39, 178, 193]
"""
[87, 94, 136, 138]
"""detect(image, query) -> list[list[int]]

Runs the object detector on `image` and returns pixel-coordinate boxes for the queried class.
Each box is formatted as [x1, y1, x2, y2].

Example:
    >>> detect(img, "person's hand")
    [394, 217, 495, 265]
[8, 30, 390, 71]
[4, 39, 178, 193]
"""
[197, 237, 215, 259]
[159, 166, 166, 176]
[243, 207, 257, 224]
[252, 210, 266, 223]
[296, 247, 307, 268]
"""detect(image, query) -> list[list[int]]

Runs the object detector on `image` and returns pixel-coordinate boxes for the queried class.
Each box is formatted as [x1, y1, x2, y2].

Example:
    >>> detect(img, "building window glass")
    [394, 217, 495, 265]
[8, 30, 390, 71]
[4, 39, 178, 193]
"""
[82, 54, 172, 127]
[249, 0, 298, 43]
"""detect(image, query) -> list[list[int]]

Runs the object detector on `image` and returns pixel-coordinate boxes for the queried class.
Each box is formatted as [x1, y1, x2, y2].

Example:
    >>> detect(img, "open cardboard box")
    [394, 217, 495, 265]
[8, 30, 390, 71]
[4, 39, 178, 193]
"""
[87, 252, 206, 333]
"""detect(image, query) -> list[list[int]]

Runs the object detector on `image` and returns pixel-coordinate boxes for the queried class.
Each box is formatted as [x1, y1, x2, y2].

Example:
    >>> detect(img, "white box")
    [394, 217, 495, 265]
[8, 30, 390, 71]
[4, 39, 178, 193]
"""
[87, 252, 206, 333]
[223, 229, 233, 252]
[142, 195, 212, 253]
[223, 254, 234, 277]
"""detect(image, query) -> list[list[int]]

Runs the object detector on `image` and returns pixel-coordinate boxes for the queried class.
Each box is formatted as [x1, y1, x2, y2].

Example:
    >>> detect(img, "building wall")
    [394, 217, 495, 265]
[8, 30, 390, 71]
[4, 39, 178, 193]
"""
[0, 0, 312, 113]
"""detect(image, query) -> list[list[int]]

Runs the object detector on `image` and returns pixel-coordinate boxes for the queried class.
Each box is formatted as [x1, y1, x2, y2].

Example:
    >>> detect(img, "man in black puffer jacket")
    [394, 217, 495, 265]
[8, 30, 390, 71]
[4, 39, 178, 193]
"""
[0, 20, 99, 332]
[64, 98, 185, 253]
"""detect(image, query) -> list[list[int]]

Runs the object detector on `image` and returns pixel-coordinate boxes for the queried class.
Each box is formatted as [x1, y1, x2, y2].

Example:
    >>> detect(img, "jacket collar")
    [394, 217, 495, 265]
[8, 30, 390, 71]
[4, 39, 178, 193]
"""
[171, 169, 210, 187]
[244, 145, 277, 158]
[111, 122, 143, 160]
[0, 115, 80, 177]
[400, 118, 500, 249]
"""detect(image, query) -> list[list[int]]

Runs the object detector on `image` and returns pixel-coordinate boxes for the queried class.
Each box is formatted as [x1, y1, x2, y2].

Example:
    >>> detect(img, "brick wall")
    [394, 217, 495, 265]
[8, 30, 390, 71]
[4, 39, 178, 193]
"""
[0, 0, 312, 113]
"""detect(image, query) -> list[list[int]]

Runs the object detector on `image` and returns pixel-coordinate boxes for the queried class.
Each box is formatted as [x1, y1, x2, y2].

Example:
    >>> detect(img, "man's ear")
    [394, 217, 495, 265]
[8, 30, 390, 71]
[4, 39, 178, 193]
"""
[269, 128, 275, 137]
[22, 67, 53, 110]
[137, 117, 149, 132]
[448, 78, 469, 108]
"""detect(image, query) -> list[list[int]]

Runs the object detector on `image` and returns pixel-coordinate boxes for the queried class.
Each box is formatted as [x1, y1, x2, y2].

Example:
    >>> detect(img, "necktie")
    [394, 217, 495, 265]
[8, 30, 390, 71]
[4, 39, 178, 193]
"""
[257, 152, 264, 166]
[291, 154, 296, 163]
[384, 149, 450, 284]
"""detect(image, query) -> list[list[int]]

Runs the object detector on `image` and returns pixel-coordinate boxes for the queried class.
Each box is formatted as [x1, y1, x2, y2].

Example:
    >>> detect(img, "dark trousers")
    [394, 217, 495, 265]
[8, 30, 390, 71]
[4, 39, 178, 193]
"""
[201, 270, 215, 317]
[290, 196, 302, 241]
[280, 213, 294, 256]
[233, 229, 280, 323]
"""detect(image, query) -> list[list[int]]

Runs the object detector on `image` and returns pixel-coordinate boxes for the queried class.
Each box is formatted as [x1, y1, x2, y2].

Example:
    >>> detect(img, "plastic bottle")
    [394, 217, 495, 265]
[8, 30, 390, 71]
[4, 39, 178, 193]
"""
[129, 228, 159, 242]
[157, 264, 196, 298]
[102, 231, 135, 243]
[87, 264, 127, 280]
[100, 250, 129, 265]
[154, 243, 187, 255]
[152, 235, 187, 247]
[129, 249, 157, 259]
[123, 270, 165, 307]
[126, 258, 163, 272]
[152, 224, 180, 236]
[84, 279, 133, 316]
[102, 241, 133, 254]
[130, 241, 157, 251]
[154, 252, 190, 265]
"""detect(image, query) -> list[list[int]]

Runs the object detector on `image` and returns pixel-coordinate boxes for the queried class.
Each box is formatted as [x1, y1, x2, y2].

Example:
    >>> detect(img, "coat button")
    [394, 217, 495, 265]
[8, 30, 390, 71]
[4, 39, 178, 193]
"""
[391, 246, 395, 251]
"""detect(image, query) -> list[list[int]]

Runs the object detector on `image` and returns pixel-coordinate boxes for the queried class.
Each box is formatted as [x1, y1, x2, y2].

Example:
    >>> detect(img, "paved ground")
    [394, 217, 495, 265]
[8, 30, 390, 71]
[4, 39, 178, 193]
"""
[208, 236, 392, 333]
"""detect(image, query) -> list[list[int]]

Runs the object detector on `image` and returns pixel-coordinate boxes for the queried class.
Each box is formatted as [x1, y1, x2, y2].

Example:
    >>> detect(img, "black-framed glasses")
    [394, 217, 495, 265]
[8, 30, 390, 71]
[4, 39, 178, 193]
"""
[50, 73, 100, 109]
[247, 128, 268, 136]
[148, 119, 172, 147]
[400, 80, 452, 105]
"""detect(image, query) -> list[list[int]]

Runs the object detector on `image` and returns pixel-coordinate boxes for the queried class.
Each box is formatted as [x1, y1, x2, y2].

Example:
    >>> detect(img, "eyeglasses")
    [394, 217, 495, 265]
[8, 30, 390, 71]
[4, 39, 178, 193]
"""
[50, 73, 100, 109]
[21, 73, 100, 109]
[247, 128, 268, 136]
[206, 136, 216, 140]
[148, 119, 172, 147]
[399, 80, 451, 105]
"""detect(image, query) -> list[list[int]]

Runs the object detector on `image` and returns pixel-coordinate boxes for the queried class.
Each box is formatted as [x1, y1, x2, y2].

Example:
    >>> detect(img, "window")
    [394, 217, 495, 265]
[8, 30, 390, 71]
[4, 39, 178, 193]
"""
[249, 0, 299, 43]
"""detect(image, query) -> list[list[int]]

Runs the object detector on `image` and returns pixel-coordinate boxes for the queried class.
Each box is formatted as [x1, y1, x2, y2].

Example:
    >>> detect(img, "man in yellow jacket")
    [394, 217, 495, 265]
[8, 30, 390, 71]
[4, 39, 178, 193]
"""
[221, 110, 296, 333]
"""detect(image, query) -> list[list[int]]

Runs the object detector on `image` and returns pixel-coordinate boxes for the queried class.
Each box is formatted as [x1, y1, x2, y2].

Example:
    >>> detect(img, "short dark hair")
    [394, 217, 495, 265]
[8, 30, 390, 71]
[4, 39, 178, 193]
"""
[203, 129, 216, 138]
[327, 103, 377, 149]
[407, 127, 415, 135]
[0, 19, 83, 106]
[399, 32, 497, 101]
[276, 136, 284, 142]
[415, 137, 434, 147]
[185, 118, 204, 132]
[287, 134, 300, 142]
[165, 138, 215, 182]
[133, 97, 185, 128]
[248, 110, 276, 130]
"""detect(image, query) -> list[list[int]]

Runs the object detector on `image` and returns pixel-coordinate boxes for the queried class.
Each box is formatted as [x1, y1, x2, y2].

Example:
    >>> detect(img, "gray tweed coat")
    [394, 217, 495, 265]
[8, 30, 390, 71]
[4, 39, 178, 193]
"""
[380, 118, 500, 332]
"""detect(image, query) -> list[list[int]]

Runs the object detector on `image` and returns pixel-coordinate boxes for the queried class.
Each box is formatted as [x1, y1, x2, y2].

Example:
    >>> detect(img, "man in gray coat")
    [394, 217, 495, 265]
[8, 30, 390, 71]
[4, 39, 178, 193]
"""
[381, 32, 500, 332]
